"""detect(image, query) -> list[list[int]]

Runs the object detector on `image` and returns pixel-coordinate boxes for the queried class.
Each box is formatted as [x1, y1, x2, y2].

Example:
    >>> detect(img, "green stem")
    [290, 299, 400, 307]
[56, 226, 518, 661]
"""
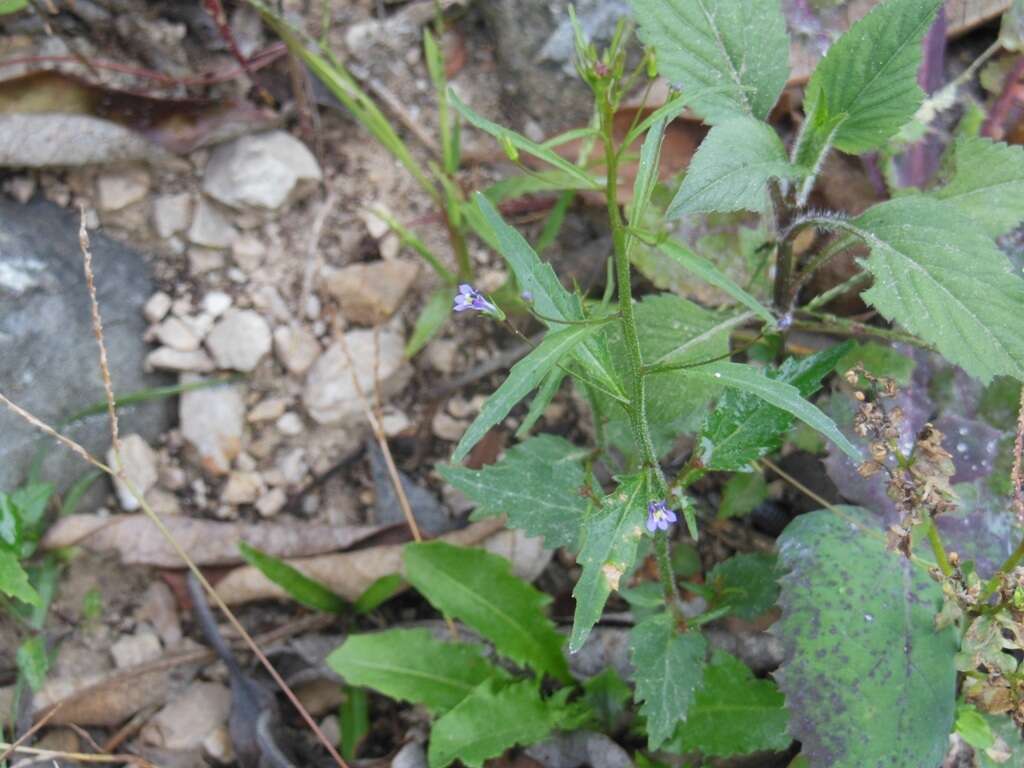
[654, 533, 685, 629]
[792, 311, 933, 349]
[926, 520, 953, 577]
[803, 270, 871, 312]
[980, 537, 1024, 603]
[445, 211, 473, 282]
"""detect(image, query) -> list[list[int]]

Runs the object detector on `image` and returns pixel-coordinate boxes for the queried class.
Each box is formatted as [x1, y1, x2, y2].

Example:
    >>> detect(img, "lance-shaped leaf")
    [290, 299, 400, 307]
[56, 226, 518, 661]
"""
[669, 117, 805, 217]
[326, 628, 503, 714]
[451, 322, 598, 463]
[671, 650, 790, 757]
[931, 136, 1024, 238]
[239, 541, 347, 613]
[404, 542, 570, 682]
[696, 343, 852, 471]
[777, 508, 957, 768]
[630, 613, 707, 749]
[570, 473, 647, 652]
[681, 361, 861, 462]
[849, 196, 1024, 383]
[630, 0, 789, 123]
[439, 434, 591, 551]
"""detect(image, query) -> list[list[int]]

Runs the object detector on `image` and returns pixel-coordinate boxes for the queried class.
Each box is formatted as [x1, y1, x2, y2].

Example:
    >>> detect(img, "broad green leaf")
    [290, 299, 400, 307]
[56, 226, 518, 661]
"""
[570, 473, 648, 653]
[979, 712, 1023, 767]
[326, 628, 502, 714]
[439, 434, 591, 550]
[630, 0, 789, 123]
[685, 361, 861, 462]
[340, 685, 370, 761]
[834, 341, 915, 386]
[777, 508, 957, 768]
[451, 322, 598, 463]
[0, 550, 39, 606]
[16, 636, 48, 692]
[450, 90, 600, 189]
[796, 0, 940, 170]
[707, 552, 778, 619]
[932, 136, 1024, 237]
[668, 117, 804, 217]
[850, 196, 1024, 383]
[406, 289, 451, 358]
[516, 368, 565, 437]
[717, 471, 767, 520]
[656, 239, 774, 325]
[404, 542, 570, 682]
[630, 613, 707, 749]
[696, 343, 852, 470]
[670, 650, 790, 757]
[955, 704, 995, 750]
[238, 541, 347, 613]
[428, 679, 559, 768]
[0, 0, 27, 14]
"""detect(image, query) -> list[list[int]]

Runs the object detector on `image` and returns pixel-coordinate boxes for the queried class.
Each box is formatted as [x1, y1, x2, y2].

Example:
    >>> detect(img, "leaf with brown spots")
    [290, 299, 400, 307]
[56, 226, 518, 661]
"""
[776, 508, 957, 767]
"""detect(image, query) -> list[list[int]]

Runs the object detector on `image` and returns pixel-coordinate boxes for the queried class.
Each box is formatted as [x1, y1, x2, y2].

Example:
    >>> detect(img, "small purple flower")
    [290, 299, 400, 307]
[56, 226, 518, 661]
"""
[646, 500, 677, 533]
[453, 284, 497, 315]
[520, 290, 533, 303]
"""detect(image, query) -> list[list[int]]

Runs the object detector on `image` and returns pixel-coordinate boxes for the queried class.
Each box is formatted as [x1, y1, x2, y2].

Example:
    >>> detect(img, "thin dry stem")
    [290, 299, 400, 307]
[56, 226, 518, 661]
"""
[1013, 384, 1024, 525]
[300, 188, 338, 322]
[4, 742, 156, 767]
[0, 392, 107, 473]
[0, 701, 63, 763]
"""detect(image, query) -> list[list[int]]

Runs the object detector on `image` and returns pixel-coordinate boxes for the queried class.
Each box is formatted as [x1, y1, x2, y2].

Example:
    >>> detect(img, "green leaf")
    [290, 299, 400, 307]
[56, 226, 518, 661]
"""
[686, 361, 861, 462]
[16, 636, 49, 692]
[834, 341, 916, 386]
[516, 368, 565, 437]
[656, 239, 774, 325]
[670, 650, 790, 757]
[707, 552, 778, 619]
[979, 712, 1023, 767]
[239, 541, 348, 613]
[406, 289, 451, 358]
[932, 136, 1024, 237]
[439, 434, 591, 550]
[583, 667, 633, 730]
[955, 703, 995, 750]
[668, 117, 804, 217]
[326, 628, 503, 714]
[697, 343, 852, 471]
[450, 90, 600, 189]
[630, 613, 707, 750]
[630, 0, 789, 123]
[354, 574, 404, 614]
[777, 508, 957, 768]
[796, 0, 940, 180]
[718, 471, 767, 520]
[850, 196, 1024, 383]
[340, 685, 370, 761]
[0, 492, 22, 552]
[452, 323, 598, 462]
[570, 473, 648, 653]
[404, 542, 570, 682]
[0, 0, 27, 14]
[629, 115, 670, 235]
[428, 679, 559, 768]
[0, 550, 39, 606]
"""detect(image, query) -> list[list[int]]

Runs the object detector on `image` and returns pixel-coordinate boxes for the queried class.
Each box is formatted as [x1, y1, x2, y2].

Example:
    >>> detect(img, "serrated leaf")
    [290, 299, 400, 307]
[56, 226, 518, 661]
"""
[797, 0, 940, 168]
[239, 541, 348, 613]
[656, 239, 774, 325]
[849, 196, 1024, 383]
[932, 136, 1024, 237]
[428, 679, 559, 768]
[697, 344, 851, 471]
[404, 541, 570, 682]
[0, 550, 39, 606]
[630, 0, 789, 123]
[630, 613, 707, 749]
[406, 289, 451, 358]
[686, 361, 860, 462]
[671, 650, 790, 757]
[707, 552, 778, 618]
[570, 473, 648, 652]
[452, 322, 598, 463]
[439, 434, 590, 550]
[327, 628, 502, 714]
[777, 508, 957, 768]
[669, 117, 804, 217]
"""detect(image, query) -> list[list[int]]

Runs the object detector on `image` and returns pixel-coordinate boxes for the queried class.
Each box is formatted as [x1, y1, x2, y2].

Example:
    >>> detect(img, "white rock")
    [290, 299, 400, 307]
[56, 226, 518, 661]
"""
[379, 231, 401, 260]
[277, 447, 308, 486]
[107, 434, 158, 511]
[97, 167, 149, 211]
[136, 582, 182, 647]
[303, 330, 410, 425]
[180, 378, 245, 475]
[110, 629, 162, 669]
[432, 410, 466, 442]
[141, 681, 231, 750]
[188, 198, 236, 248]
[359, 208, 390, 240]
[273, 325, 321, 375]
[202, 130, 322, 210]
[201, 290, 232, 318]
[154, 316, 200, 352]
[425, 339, 457, 374]
[221, 470, 263, 505]
[321, 260, 419, 325]
[151, 192, 192, 238]
[380, 407, 411, 436]
[255, 487, 287, 517]
[143, 291, 173, 323]
[206, 309, 272, 372]
[146, 347, 215, 373]
[248, 397, 288, 423]
[145, 487, 181, 517]
[202, 724, 235, 764]
[276, 412, 303, 436]
[231, 233, 266, 271]
[188, 246, 226, 275]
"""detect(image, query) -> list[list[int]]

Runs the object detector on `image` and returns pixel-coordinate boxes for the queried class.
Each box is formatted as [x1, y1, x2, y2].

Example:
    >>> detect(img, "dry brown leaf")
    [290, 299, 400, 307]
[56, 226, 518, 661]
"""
[215, 518, 507, 605]
[40, 514, 388, 567]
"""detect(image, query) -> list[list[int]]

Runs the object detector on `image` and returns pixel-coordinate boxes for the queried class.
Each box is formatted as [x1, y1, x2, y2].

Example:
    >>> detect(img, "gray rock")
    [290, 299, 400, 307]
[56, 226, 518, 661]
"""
[97, 167, 150, 212]
[187, 198, 236, 249]
[321, 260, 419, 326]
[367, 441, 454, 536]
[151, 192, 192, 239]
[205, 309, 272, 372]
[179, 377, 245, 476]
[0, 198, 172, 496]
